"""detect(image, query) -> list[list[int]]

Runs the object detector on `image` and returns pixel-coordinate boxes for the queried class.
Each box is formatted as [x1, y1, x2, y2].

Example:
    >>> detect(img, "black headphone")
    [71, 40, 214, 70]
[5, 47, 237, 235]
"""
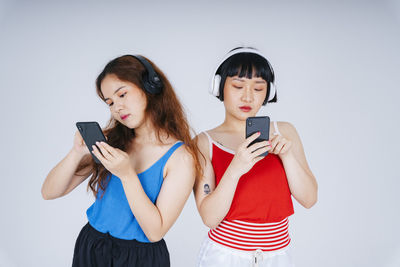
[130, 55, 163, 94]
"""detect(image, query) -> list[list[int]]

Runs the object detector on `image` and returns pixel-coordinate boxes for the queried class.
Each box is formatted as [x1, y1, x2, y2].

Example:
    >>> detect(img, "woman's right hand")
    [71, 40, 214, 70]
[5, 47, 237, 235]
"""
[228, 132, 270, 178]
[72, 130, 90, 157]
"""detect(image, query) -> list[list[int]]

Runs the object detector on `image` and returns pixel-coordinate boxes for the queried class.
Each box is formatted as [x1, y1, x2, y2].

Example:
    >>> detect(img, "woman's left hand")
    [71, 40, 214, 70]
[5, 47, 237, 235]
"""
[269, 134, 293, 157]
[91, 141, 135, 180]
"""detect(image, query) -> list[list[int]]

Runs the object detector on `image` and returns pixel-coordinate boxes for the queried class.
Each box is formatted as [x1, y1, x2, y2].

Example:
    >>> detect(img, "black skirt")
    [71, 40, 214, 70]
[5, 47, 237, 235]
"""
[72, 223, 170, 267]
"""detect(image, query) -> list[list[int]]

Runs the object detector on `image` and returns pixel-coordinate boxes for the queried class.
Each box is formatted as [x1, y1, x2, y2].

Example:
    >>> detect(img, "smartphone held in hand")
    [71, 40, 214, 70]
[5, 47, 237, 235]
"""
[76, 121, 107, 164]
[245, 116, 270, 157]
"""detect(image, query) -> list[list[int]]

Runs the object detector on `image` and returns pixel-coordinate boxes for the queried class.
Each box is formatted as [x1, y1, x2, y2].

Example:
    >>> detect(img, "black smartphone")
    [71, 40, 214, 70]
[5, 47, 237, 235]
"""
[76, 121, 107, 164]
[245, 116, 270, 157]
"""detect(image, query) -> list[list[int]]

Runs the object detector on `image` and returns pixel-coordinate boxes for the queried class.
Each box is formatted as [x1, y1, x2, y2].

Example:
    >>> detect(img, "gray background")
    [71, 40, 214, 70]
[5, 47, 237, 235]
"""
[0, 0, 399, 266]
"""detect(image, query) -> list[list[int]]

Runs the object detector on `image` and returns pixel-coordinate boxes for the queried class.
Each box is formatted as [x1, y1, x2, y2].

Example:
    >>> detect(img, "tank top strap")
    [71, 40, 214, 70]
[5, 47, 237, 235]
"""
[273, 121, 281, 136]
[202, 131, 213, 160]
[158, 141, 183, 166]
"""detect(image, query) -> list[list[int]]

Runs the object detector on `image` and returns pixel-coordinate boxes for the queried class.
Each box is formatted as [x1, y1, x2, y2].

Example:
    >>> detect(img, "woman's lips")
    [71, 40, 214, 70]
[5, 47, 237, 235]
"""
[239, 106, 252, 112]
[120, 114, 130, 120]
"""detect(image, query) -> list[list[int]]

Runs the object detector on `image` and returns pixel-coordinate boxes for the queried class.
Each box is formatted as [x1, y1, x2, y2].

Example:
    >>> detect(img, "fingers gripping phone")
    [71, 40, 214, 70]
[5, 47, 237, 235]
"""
[76, 122, 107, 164]
[245, 116, 270, 157]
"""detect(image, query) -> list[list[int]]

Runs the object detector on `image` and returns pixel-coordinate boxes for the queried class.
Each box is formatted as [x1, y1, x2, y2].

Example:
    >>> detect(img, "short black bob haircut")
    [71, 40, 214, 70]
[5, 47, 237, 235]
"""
[216, 47, 277, 105]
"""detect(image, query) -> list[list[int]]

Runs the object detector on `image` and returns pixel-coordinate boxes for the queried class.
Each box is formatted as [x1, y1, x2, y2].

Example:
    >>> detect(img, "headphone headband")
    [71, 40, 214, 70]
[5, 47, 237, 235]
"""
[209, 47, 276, 103]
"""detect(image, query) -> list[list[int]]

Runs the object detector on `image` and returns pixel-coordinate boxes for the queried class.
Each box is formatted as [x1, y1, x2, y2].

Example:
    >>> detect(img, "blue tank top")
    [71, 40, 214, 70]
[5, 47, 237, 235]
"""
[86, 141, 183, 242]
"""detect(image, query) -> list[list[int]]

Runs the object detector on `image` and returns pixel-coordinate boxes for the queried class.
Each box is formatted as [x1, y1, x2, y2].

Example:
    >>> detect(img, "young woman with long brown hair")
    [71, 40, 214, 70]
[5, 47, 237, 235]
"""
[41, 55, 201, 267]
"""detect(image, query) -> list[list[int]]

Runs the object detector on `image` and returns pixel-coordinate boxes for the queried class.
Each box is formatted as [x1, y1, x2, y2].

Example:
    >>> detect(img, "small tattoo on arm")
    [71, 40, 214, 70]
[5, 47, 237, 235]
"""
[204, 184, 211, 194]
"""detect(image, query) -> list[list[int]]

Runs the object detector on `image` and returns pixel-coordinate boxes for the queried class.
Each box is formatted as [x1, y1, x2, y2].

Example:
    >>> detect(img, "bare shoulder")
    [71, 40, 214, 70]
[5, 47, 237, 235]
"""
[276, 121, 298, 137]
[163, 143, 195, 178]
[169, 143, 194, 166]
[196, 132, 210, 152]
[195, 128, 217, 160]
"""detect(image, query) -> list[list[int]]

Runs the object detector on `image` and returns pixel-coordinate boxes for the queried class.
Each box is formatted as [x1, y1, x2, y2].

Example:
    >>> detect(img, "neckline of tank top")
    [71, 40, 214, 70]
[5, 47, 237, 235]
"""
[112, 141, 183, 177]
[206, 134, 236, 155]
[204, 127, 280, 155]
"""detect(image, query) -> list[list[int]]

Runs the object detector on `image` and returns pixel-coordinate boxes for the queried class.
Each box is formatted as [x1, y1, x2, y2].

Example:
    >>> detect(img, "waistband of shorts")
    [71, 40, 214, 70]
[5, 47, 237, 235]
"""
[84, 222, 166, 248]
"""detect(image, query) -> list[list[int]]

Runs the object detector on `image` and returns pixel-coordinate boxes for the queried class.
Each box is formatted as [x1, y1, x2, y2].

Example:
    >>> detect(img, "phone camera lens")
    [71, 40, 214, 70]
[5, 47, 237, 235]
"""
[248, 121, 252, 126]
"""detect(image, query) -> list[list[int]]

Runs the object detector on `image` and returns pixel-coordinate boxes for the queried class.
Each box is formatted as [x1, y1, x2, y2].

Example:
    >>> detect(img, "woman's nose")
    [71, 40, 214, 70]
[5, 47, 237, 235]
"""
[113, 99, 124, 112]
[241, 86, 253, 102]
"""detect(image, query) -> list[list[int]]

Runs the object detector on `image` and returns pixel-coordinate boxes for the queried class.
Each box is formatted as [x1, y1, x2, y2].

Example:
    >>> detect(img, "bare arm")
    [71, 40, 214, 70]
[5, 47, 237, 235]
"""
[193, 132, 269, 229]
[271, 122, 318, 208]
[193, 133, 239, 229]
[41, 131, 92, 200]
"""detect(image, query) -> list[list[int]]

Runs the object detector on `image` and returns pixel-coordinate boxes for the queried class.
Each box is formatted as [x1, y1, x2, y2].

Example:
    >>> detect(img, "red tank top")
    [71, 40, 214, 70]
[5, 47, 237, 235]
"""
[207, 133, 294, 223]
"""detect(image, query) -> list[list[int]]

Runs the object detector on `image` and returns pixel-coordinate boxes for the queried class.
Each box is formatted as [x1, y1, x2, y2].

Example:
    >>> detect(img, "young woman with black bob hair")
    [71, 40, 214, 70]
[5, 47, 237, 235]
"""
[194, 47, 318, 267]
[42, 55, 201, 267]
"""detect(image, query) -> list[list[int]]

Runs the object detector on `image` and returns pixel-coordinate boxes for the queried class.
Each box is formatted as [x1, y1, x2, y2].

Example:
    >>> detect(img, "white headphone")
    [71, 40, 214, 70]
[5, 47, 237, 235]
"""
[209, 47, 276, 103]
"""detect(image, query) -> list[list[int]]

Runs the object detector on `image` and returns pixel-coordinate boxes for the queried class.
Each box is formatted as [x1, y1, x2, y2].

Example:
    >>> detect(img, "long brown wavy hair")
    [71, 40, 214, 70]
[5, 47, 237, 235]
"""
[75, 55, 202, 198]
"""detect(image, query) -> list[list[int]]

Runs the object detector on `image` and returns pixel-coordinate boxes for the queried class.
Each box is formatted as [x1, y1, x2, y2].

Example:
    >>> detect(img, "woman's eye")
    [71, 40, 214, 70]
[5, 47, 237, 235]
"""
[233, 85, 243, 89]
[119, 92, 127, 98]
[108, 102, 113, 107]
[255, 88, 264, 91]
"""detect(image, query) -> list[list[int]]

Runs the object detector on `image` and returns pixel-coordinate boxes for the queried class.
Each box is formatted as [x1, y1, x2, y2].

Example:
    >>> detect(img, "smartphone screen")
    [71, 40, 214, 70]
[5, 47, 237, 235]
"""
[245, 116, 270, 157]
[76, 122, 107, 164]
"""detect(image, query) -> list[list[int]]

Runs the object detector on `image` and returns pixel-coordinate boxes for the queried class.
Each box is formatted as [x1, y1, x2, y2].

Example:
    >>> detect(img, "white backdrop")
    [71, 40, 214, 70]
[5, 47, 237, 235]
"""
[1, 0, 399, 266]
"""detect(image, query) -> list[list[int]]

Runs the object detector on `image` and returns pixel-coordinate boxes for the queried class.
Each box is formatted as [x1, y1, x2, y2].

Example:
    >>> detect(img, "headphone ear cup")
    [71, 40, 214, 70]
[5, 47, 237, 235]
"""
[142, 73, 162, 94]
[151, 75, 163, 88]
[150, 76, 163, 94]
[210, 74, 221, 97]
[131, 55, 163, 94]
[142, 78, 152, 94]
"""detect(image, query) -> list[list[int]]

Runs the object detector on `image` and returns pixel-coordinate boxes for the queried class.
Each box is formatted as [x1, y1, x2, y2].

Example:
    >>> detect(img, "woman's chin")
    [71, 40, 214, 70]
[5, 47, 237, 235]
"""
[125, 120, 145, 130]
[234, 112, 257, 121]
[124, 122, 137, 129]
[116, 119, 135, 129]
